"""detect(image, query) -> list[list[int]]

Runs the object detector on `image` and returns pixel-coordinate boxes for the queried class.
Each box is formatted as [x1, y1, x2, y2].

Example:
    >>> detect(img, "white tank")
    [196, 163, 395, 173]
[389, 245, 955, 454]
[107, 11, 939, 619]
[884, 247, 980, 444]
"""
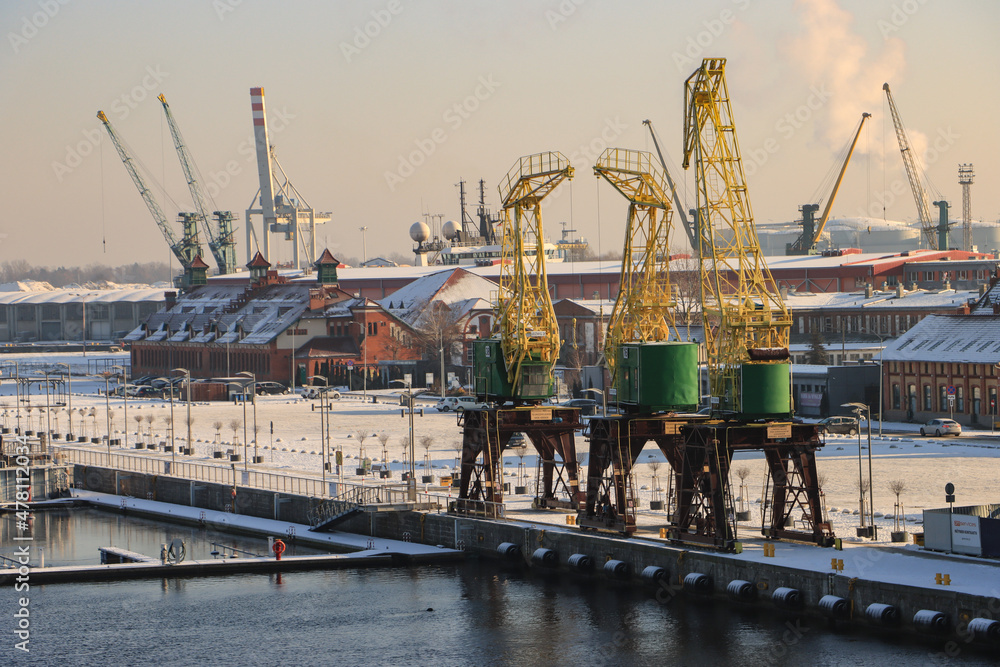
[442, 219, 461, 240]
[409, 221, 430, 243]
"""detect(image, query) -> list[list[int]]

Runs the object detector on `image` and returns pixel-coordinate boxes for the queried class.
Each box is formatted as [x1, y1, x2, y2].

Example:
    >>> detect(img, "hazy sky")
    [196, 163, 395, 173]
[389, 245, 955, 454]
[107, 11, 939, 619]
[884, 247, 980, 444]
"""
[3, 0, 997, 270]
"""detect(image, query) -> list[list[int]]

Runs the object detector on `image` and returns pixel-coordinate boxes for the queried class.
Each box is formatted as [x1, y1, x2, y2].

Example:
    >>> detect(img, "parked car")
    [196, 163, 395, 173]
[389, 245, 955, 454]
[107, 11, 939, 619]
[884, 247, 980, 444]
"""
[302, 386, 341, 400]
[817, 416, 859, 436]
[435, 396, 488, 412]
[560, 398, 598, 416]
[920, 418, 962, 437]
[255, 381, 289, 395]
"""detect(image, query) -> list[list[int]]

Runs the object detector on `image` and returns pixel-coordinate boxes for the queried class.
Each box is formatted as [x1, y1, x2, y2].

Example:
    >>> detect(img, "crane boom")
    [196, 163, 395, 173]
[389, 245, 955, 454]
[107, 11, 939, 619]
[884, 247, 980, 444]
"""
[787, 112, 870, 255]
[883, 83, 937, 248]
[96, 110, 201, 268]
[642, 119, 697, 253]
[474, 152, 572, 402]
[158, 94, 237, 274]
[682, 58, 791, 417]
[595, 148, 699, 413]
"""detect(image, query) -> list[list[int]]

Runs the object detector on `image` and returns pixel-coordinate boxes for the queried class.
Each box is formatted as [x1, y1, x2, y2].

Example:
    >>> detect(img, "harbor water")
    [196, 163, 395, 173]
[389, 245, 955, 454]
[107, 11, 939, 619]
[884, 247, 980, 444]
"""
[3, 509, 996, 666]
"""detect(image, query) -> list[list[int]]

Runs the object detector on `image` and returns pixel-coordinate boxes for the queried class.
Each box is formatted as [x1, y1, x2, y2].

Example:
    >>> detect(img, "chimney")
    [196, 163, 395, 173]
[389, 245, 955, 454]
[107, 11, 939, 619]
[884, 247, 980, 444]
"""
[164, 290, 177, 311]
[981, 283, 989, 296]
[943, 278, 951, 290]
[779, 286, 788, 300]
[864, 284, 874, 298]
[880, 281, 888, 291]
[895, 284, 904, 298]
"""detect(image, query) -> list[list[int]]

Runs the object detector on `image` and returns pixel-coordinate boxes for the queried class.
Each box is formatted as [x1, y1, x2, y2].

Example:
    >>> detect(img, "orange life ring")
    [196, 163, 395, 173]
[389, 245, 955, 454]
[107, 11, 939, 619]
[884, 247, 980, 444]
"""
[272, 539, 286, 559]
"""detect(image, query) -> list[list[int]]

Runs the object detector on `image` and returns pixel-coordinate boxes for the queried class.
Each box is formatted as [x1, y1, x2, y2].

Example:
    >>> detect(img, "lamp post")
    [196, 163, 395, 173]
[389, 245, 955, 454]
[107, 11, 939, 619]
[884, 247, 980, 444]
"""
[172, 368, 191, 460]
[309, 375, 329, 487]
[583, 387, 607, 416]
[42, 371, 52, 448]
[392, 378, 417, 501]
[55, 362, 71, 439]
[360, 225, 369, 264]
[237, 371, 257, 465]
[113, 365, 127, 448]
[101, 372, 112, 452]
[843, 401, 876, 539]
[158, 376, 176, 464]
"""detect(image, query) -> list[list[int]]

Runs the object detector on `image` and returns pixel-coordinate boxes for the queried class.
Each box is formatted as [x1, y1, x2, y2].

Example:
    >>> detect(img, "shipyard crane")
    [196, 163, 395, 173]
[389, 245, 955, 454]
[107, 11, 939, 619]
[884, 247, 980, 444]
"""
[97, 110, 202, 271]
[883, 83, 950, 250]
[682, 58, 792, 417]
[642, 119, 697, 254]
[474, 152, 573, 402]
[246, 87, 330, 269]
[158, 94, 238, 275]
[594, 148, 698, 413]
[786, 112, 871, 255]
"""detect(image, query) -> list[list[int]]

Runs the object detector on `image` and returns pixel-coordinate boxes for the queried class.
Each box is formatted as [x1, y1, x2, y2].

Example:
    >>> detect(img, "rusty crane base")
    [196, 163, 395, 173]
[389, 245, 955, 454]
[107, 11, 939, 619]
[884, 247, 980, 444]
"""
[456, 406, 585, 514]
[579, 416, 834, 550]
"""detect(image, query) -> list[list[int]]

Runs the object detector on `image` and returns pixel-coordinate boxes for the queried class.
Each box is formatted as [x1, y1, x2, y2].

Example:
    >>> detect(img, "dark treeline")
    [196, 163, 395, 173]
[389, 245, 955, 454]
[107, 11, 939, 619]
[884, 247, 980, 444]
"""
[0, 260, 172, 287]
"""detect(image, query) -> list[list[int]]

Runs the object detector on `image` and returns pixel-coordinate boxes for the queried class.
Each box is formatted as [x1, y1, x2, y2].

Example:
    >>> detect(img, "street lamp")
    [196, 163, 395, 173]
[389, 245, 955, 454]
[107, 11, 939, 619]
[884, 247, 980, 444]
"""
[583, 387, 607, 416]
[309, 375, 331, 488]
[112, 365, 127, 448]
[391, 378, 418, 501]
[101, 372, 112, 453]
[55, 362, 71, 439]
[237, 371, 258, 465]
[172, 368, 191, 460]
[157, 375, 176, 464]
[843, 401, 876, 539]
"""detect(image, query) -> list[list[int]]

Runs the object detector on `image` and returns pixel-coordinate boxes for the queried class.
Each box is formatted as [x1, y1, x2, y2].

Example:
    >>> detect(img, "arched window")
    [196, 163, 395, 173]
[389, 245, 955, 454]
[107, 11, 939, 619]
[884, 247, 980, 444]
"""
[957, 386, 965, 412]
[892, 384, 900, 409]
[924, 385, 932, 411]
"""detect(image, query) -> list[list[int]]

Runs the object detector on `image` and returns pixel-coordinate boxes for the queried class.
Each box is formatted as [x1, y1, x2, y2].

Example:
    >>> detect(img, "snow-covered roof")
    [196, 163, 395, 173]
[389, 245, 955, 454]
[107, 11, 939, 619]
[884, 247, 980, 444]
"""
[784, 288, 977, 311]
[379, 268, 494, 329]
[882, 314, 1000, 363]
[0, 286, 167, 305]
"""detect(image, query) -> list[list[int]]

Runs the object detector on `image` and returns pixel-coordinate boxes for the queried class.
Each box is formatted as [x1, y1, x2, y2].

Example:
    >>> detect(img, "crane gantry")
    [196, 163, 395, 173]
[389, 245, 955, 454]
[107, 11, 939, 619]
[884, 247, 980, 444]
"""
[158, 94, 238, 275]
[475, 151, 573, 402]
[97, 110, 202, 273]
[594, 148, 698, 413]
[682, 57, 792, 417]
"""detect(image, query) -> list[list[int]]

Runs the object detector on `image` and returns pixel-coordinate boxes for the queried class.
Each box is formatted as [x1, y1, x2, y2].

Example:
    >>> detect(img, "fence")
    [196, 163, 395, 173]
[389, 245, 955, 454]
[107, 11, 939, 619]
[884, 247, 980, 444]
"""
[54, 443, 456, 509]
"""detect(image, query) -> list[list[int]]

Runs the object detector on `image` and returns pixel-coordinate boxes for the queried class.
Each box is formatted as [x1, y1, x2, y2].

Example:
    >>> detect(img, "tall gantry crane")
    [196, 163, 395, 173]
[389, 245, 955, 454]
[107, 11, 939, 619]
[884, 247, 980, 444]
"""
[786, 112, 870, 255]
[97, 110, 202, 272]
[158, 94, 238, 275]
[682, 58, 792, 417]
[475, 151, 573, 402]
[883, 83, 950, 250]
[594, 148, 698, 413]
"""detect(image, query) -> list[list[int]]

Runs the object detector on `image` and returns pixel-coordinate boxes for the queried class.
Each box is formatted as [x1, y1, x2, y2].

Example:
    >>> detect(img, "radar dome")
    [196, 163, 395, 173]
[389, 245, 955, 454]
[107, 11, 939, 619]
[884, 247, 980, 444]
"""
[409, 221, 430, 243]
[442, 219, 461, 240]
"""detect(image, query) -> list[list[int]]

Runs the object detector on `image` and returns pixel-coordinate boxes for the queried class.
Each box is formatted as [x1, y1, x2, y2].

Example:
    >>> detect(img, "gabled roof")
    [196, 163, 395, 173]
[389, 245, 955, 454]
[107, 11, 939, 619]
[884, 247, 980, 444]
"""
[882, 314, 1000, 363]
[378, 267, 494, 329]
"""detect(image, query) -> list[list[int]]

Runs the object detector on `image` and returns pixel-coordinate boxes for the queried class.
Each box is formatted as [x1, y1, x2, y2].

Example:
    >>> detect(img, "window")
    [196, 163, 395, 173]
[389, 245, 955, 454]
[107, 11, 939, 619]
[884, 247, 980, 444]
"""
[957, 386, 965, 412]
[924, 385, 932, 411]
[939, 386, 948, 412]
[892, 383, 900, 409]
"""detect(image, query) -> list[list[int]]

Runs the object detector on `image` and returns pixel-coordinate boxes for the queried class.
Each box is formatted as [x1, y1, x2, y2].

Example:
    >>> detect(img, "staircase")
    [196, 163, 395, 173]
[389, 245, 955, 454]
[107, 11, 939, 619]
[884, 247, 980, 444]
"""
[308, 486, 392, 532]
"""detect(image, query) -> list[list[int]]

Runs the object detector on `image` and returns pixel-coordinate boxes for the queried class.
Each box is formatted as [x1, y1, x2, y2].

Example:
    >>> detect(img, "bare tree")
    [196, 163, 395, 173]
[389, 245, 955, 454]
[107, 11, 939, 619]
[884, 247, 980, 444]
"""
[888, 479, 907, 533]
[377, 432, 390, 462]
[355, 429, 369, 462]
[229, 418, 242, 444]
[420, 435, 434, 470]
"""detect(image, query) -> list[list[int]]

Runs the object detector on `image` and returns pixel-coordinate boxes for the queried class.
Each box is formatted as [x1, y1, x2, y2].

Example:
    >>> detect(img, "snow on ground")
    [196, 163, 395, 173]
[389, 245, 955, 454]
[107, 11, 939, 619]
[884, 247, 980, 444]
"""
[4, 351, 1000, 551]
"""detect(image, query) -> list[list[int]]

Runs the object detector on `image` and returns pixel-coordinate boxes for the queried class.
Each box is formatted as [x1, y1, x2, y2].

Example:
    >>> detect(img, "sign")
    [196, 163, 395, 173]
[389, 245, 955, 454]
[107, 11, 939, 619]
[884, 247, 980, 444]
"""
[347, 360, 354, 368]
[403, 373, 412, 387]
[425, 372, 434, 387]
[660, 422, 681, 435]
[530, 408, 553, 421]
[799, 391, 822, 408]
[951, 515, 982, 554]
[767, 423, 792, 439]
[947, 385, 956, 396]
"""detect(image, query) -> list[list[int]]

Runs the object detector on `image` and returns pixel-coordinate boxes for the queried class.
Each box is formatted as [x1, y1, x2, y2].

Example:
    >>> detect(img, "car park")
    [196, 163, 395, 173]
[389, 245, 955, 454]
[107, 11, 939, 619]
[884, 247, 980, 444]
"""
[920, 418, 962, 437]
[435, 396, 488, 412]
[817, 416, 859, 436]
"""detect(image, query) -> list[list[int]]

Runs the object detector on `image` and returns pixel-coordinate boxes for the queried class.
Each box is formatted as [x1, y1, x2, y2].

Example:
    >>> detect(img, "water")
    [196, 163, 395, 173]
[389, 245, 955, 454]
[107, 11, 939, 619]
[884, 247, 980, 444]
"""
[3, 510, 996, 666]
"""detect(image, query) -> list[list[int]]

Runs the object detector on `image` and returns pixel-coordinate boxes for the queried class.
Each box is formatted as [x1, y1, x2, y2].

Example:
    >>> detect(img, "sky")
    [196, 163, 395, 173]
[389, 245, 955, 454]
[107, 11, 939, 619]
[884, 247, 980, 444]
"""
[2, 0, 998, 271]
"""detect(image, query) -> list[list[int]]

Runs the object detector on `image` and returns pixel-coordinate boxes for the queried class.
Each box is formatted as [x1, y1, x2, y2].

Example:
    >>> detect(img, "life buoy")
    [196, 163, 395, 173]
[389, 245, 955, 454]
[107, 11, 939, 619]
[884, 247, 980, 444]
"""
[272, 539, 286, 560]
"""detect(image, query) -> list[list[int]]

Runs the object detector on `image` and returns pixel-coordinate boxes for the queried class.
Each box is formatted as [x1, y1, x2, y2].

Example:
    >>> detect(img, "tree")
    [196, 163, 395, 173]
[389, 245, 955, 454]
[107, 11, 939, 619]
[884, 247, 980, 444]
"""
[415, 303, 466, 387]
[805, 330, 830, 365]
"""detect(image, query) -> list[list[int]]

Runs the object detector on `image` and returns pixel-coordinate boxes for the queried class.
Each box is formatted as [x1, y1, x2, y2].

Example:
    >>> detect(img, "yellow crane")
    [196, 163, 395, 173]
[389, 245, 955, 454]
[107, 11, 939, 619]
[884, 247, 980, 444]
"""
[594, 148, 698, 412]
[682, 58, 792, 417]
[474, 152, 572, 401]
[786, 112, 870, 255]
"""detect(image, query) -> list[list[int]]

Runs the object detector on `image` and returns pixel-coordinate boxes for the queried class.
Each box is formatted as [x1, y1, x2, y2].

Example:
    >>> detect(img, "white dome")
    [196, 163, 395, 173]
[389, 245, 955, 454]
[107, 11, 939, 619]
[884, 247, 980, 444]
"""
[442, 219, 461, 240]
[409, 221, 430, 243]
